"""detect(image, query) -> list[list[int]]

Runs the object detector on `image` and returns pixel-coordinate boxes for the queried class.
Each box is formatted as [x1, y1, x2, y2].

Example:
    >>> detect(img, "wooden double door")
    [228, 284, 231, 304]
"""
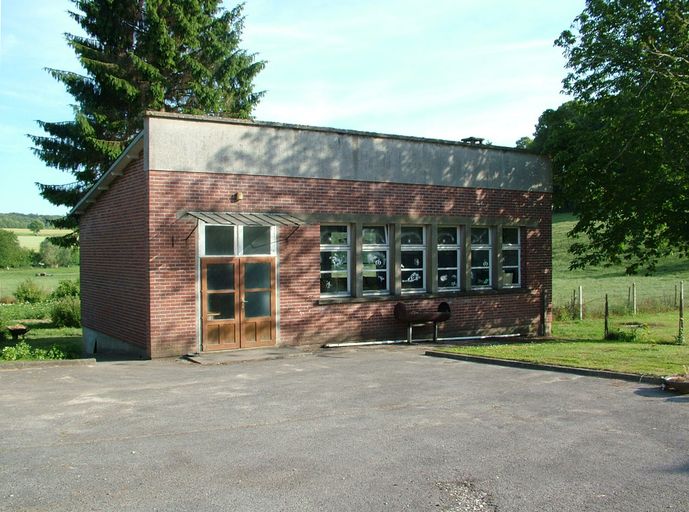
[201, 257, 277, 351]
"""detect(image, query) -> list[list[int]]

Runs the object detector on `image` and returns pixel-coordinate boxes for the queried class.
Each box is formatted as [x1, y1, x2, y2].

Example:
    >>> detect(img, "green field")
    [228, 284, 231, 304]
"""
[7, 228, 71, 252]
[0, 267, 79, 298]
[552, 214, 689, 315]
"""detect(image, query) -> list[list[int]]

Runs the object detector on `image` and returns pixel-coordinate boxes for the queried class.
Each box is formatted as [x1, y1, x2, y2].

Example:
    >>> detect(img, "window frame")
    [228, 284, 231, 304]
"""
[470, 226, 492, 289]
[319, 224, 352, 297]
[200, 224, 276, 257]
[362, 224, 390, 295]
[501, 226, 521, 288]
[400, 225, 427, 294]
[437, 226, 461, 291]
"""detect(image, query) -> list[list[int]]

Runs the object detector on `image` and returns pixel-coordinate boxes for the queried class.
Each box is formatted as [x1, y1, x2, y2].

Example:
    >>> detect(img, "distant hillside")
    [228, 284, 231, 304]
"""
[0, 213, 62, 229]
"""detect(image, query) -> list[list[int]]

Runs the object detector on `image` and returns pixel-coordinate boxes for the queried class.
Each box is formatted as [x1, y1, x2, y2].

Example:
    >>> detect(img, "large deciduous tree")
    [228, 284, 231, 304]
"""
[30, 0, 264, 239]
[534, 0, 689, 273]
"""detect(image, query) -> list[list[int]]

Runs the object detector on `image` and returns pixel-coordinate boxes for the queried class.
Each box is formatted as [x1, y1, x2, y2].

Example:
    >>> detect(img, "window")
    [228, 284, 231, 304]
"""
[437, 226, 460, 290]
[362, 225, 389, 294]
[202, 225, 274, 256]
[320, 225, 350, 296]
[401, 226, 426, 292]
[470, 227, 492, 288]
[502, 227, 520, 288]
[205, 225, 235, 255]
[242, 226, 271, 255]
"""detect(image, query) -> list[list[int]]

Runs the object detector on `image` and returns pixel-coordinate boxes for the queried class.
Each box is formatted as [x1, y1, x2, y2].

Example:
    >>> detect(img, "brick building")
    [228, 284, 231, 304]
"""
[73, 112, 552, 358]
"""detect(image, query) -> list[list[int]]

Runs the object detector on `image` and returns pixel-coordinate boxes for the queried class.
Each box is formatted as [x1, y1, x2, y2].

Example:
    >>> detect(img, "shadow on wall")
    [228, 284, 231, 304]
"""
[206, 125, 551, 193]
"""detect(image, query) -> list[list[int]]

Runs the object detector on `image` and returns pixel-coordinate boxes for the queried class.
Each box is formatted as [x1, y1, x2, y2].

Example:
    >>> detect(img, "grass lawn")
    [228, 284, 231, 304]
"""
[0, 267, 79, 298]
[1, 302, 82, 361]
[1, 326, 82, 361]
[553, 310, 683, 343]
[552, 213, 689, 315]
[439, 339, 688, 377]
[440, 312, 688, 377]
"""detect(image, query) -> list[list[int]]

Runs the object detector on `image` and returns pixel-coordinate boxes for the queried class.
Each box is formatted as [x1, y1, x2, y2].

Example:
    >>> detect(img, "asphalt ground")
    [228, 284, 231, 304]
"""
[1, 345, 687, 511]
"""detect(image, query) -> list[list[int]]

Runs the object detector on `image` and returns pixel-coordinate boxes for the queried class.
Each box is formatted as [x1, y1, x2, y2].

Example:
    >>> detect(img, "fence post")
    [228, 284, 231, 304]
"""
[571, 289, 576, 319]
[604, 293, 609, 339]
[578, 285, 584, 321]
[679, 281, 685, 345]
[632, 282, 637, 316]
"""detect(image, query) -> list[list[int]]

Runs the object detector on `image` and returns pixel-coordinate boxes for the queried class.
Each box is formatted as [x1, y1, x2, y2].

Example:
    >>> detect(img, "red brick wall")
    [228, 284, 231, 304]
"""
[80, 158, 150, 355]
[147, 170, 552, 354]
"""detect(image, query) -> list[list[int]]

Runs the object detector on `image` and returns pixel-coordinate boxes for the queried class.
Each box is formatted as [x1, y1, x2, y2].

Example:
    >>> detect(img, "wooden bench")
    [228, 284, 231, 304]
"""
[394, 302, 451, 343]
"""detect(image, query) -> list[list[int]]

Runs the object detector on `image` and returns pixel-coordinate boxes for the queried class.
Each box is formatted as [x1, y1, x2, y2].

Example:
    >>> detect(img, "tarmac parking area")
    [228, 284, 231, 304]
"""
[1, 346, 687, 511]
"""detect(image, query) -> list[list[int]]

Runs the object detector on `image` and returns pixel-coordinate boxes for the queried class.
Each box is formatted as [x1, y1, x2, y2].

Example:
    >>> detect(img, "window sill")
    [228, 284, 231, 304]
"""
[318, 287, 526, 305]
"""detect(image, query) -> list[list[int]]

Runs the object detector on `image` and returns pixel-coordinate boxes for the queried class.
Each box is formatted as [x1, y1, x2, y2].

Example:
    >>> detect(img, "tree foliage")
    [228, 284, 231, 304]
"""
[0, 213, 59, 229]
[38, 239, 80, 268]
[535, 0, 689, 273]
[30, 0, 265, 233]
[27, 220, 44, 235]
[0, 230, 31, 268]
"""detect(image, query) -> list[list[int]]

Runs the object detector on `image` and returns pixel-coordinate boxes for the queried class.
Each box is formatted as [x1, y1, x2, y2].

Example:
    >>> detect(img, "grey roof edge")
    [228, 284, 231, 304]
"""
[71, 132, 145, 216]
[144, 111, 537, 155]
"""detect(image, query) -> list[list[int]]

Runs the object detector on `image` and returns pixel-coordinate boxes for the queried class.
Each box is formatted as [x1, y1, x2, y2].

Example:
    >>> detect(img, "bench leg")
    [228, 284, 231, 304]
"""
[407, 324, 413, 344]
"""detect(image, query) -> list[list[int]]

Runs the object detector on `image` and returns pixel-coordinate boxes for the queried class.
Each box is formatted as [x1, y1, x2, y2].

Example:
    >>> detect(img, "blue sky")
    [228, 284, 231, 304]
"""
[0, 0, 584, 215]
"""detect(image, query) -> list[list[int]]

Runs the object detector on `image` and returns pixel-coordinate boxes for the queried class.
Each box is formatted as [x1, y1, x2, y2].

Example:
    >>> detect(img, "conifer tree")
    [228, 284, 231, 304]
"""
[30, 0, 264, 235]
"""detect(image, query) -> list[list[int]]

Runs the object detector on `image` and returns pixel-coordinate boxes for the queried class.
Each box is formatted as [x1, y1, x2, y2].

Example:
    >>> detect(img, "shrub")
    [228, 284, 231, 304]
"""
[50, 296, 81, 328]
[38, 239, 79, 267]
[605, 323, 648, 342]
[14, 279, 46, 303]
[50, 279, 80, 300]
[1, 341, 65, 361]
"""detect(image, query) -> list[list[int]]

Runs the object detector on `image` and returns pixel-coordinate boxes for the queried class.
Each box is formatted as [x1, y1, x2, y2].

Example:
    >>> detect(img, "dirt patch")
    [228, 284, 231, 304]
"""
[436, 480, 497, 511]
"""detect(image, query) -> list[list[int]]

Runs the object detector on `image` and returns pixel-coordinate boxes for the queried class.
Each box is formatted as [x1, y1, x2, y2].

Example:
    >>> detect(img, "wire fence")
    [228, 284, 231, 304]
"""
[553, 280, 686, 344]
[555, 281, 685, 318]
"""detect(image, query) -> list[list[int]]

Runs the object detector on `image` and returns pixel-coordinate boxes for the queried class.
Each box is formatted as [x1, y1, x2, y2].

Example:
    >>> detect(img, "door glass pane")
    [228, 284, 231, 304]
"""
[207, 263, 234, 291]
[244, 262, 271, 289]
[207, 293, 234, 320]
[205, 226, 235, 255]
[243, 226, 271, 255]
[245, 291, 271, 317]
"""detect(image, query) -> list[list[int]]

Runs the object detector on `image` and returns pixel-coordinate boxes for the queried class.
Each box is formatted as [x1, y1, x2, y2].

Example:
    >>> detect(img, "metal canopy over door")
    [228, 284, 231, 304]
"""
[201, 257, 276, 350]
